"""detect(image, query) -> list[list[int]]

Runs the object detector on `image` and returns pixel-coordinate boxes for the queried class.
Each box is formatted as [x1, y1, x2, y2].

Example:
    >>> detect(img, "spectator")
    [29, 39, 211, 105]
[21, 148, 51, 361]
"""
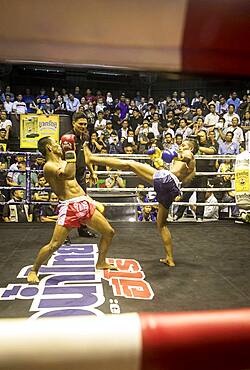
[203, 191, 219, 219]
[241, 111, 250, 134]
[175, 118, 193, 140]
[150, 112, 161, 138]
[204, 104, 219, 128]
[12, 94, 27, 118]
[17, 160, 38, 188]
[191, 90, 201, 107]
[217, 96, 228, 115]
[42, 97, 54, 116]
[95, 96, 106, 114]
[123, 142, 135, 154]
[102, 120, 115, 144]
[94, 111, 106, 137]
[192, 117, 205, 135]
[6, 154, 26, 186]
[118, 119, 129, 140]
[31, 155, 45, 171]
[108, 131, 122, 154]
[2, 85, 15, 102]
[175, 134, 183, 149]
[0, 128, 9, 151]
[162, 132, 178, 151]
[54, 95, 67, 114]
[192, 107, 204, 123]
[111, 107, 121, 131]
[66, 93, 80, 113]
[61, 88, 69, 103]
[85, 88, 95, 103]
[179, 104, 193, 123]
[73, 86, 82, 101]
[218, 131, 239, 155]
[105, 92, 114, 107]
[3, 190, 33, 222]
[129, 108, 143, 131]
[105, 172, 125, 188]
[3, 94, 14, 115]
[32, 174, 50, 202]
[163, 110, 178, 131]
[225, 117, 244, 147]
[212, 166, 239, 218]
[117, 94, 129, 120]
[39, 193, 59, 223]
[29, 97, 43, 114]
[223, 104, 240, 127]
[138, 205, 157, 222]
[23, 88, 34, 113]
[208, 94, 219, 112]
[227, 91, 241, 112]
[37, 88, 48, 105]
[89, 132, 104, 153]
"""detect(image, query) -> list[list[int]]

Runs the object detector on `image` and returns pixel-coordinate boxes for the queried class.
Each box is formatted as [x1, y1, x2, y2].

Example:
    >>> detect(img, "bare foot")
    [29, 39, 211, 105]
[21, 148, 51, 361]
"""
[96, 262, 118, 270]
[27, 271, 40, 284]
[160, 258, 176, 267]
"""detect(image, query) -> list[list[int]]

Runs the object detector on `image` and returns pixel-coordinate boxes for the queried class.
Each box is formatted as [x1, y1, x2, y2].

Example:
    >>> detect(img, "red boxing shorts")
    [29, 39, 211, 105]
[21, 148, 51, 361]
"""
[57, 195, 96, 228]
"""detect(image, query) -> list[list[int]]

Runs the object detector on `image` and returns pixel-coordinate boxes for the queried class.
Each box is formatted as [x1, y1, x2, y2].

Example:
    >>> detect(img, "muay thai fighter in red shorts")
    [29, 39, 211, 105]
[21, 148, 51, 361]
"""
[27, 135, 117, 284]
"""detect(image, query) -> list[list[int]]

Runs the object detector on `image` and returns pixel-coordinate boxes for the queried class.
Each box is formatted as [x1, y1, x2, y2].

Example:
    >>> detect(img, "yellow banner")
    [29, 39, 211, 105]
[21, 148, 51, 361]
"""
[20, 114, 59, 148]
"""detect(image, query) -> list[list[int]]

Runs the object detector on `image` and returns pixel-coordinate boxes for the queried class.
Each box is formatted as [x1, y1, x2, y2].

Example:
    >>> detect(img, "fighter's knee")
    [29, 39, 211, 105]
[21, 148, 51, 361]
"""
[106, 226, 115, 238]
[157, 220, 167, 230]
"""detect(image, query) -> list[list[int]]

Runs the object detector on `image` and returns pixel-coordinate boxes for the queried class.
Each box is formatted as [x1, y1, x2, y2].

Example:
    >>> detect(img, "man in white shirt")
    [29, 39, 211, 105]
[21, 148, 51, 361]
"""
[204, 104, 219, 128]
[12, 94, 27, 115]
[66, 93, 80, 113]
[3, 95, 14, 114]
[94, 111, 106, 137]
[224, 117, 244, 146]
[223, 104, 240, 128]
[0, 111, 12, 139]
[175, 118, 192, 140]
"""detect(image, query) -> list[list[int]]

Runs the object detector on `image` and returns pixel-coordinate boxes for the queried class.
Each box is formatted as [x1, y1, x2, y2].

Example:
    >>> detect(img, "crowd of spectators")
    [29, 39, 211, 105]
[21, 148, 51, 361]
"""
[0, 85, 249, 223]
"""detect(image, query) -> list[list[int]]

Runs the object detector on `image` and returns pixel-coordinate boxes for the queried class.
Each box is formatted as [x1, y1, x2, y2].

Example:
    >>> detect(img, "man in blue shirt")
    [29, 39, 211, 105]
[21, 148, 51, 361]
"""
[218, 131, 240, 155]
[227, 92, 241, 113]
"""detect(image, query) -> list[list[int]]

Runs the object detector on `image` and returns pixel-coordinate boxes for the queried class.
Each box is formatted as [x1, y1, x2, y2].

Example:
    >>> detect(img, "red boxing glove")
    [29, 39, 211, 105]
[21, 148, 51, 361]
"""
[60, 134, 76, 163]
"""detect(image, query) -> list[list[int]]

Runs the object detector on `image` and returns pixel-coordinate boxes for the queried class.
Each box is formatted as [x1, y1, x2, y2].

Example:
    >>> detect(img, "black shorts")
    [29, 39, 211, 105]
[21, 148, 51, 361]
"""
[153, 170, 181, 209]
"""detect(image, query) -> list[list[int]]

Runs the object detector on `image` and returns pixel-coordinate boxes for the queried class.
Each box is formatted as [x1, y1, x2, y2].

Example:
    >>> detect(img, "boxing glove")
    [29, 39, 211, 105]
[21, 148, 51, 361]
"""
[61, 134, 76, 163]
[162, 149, 178, 163]
[147, 147, 164, 169]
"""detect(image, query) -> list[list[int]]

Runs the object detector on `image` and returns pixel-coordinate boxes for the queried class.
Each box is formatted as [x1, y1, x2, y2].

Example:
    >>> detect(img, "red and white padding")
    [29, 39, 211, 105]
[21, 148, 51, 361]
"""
[0, 309, 249, 370]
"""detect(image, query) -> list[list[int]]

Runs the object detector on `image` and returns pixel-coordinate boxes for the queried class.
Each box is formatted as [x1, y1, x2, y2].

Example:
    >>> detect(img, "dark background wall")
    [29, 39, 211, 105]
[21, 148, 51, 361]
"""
[0, 64, 249, 100]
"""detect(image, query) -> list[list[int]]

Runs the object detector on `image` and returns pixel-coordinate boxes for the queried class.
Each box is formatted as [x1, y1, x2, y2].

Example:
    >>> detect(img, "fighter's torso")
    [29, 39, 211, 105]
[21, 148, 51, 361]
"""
[44, 161, 85, 201]
[170, 156, 196, 185]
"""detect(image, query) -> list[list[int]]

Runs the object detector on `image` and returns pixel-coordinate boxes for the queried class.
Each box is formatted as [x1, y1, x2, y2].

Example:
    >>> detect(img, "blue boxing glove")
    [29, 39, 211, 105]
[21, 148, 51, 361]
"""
[162, 149, 178, 163]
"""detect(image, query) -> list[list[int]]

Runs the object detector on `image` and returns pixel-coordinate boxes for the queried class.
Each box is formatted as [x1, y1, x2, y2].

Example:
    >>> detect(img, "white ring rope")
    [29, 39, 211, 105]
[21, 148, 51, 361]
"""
[94, 153, 237, 160]
[94, 202, 236, 207]
[87, 187, 234, 192]
[95, 171, 235, 176]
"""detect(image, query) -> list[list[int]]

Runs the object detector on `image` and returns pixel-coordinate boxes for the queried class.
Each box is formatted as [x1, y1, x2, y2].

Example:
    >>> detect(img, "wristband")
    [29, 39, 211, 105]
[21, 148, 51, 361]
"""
[65, 151, 76, 163]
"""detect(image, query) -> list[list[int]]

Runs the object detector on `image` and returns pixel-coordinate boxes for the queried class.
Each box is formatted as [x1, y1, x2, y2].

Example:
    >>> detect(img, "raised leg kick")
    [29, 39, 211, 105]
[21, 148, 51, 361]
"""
[84, 143, 176, 266]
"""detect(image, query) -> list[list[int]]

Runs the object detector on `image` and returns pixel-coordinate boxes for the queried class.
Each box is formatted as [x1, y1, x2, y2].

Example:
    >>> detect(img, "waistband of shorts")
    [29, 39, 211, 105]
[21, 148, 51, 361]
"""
[59, 195, 88, 205]
[153, 169, 181, 189]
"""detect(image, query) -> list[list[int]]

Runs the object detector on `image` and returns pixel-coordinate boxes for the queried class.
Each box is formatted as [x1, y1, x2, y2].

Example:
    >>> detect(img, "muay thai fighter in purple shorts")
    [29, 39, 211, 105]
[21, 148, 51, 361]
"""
[84, 140, 197, 267]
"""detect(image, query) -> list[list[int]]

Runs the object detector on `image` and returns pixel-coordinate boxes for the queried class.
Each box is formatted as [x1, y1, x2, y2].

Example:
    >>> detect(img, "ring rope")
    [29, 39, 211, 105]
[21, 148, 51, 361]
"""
[0, 201, 236, 207]
[0, 151, 237, 160]
[0, 186, 234, 192]
[94, 171, 236, 176]
[0, 169, 236, 177]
